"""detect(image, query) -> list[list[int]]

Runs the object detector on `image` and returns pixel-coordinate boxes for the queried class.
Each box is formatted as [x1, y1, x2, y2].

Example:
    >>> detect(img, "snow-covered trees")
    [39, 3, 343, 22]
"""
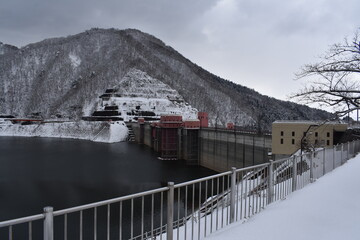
[0, 28, 331, 129]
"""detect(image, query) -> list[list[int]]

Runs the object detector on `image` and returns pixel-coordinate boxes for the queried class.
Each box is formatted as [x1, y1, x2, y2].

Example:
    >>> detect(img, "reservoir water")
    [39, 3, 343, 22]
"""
[0, 136, 216, 238]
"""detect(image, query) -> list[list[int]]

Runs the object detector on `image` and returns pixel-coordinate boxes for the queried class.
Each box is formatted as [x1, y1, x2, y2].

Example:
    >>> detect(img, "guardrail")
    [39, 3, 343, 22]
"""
[204, 127, 272, 136]
[1, 140, 359, 240]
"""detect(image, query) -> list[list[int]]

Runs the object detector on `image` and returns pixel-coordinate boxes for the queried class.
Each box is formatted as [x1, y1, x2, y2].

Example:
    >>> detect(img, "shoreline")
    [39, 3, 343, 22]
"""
[0, 120, 129, 143]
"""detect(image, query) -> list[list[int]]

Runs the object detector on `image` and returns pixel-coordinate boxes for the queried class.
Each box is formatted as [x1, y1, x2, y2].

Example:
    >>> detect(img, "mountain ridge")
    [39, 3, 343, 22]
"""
[0, 28, 332, 130]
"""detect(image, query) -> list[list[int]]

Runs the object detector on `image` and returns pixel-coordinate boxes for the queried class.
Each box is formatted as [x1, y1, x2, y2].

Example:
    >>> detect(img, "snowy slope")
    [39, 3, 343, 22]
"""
[206, 155, 360, 240]
[97, 69, 198, 120]
[116, 69, 181, 99]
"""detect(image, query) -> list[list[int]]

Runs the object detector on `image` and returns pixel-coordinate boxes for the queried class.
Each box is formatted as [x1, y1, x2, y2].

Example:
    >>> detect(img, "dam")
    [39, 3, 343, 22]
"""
[129, 114, 271, 172]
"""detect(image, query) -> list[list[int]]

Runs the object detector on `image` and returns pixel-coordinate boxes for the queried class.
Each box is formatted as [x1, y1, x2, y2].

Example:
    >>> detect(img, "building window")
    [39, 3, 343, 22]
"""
[281, 139, 283, 144]
[315, 132, 318, 137]
[315, 139, 318, 145]
[292, 131, 295, 136]
[327, 132, 330, 137]
[327, 140, 330, 146]
[292, 139, 295, 145]
[280, 131, 284, 136]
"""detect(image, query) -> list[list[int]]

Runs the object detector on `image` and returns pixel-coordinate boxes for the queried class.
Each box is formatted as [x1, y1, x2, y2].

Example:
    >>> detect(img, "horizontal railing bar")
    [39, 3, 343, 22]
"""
[235, 163, 270, 173]
[314, 148, 326, 153]
[274, 145, 344, 164]
[174, 171, 231, 188]
[272, 158, 292, 164]
[54, 187, 169, 216]
[203, 127, 272, 136]
[0, 214, 44, 228]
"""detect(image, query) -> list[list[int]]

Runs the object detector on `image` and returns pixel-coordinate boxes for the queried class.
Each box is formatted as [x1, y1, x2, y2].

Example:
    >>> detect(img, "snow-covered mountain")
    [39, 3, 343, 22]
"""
[0, 42, 18, 56]
[0, 28, 332, 130]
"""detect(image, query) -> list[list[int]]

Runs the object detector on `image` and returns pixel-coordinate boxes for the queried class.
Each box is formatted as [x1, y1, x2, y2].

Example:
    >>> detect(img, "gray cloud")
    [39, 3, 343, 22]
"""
[0, 0, 216, 44]
[0, 0, 359, 103]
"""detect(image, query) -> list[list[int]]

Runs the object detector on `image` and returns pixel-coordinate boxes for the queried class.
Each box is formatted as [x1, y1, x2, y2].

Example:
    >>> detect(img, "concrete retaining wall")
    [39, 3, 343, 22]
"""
[130, 122, 152, 147]
[199, 129, 271, 172]
[144, 123, 152, 147]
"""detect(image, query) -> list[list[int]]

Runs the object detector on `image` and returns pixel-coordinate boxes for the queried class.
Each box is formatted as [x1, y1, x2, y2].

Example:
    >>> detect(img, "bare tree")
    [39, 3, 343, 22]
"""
[291, 30, 360, 117]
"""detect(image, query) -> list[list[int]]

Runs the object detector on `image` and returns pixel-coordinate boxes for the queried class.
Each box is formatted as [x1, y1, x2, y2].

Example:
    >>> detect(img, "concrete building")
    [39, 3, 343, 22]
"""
[272, 120, 348, 159]
[198, 112, 209, 128]
[154, 115, 183, 159]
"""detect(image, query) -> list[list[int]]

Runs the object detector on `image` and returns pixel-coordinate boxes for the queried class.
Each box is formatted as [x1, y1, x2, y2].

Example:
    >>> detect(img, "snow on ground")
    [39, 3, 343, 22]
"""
[0, 121, 128, 143]
[206, 155, 360, 240]
[106, 121, 129, 143]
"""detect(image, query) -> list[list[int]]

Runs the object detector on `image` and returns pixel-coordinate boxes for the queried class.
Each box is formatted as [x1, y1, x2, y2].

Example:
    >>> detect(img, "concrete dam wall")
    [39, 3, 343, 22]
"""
[199, 128, 271, 172]
[130, 123, 271, 172]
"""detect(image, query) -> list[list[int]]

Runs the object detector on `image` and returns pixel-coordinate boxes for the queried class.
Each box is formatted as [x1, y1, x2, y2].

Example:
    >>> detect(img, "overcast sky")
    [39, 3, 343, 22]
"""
[1, 0, 359, 103]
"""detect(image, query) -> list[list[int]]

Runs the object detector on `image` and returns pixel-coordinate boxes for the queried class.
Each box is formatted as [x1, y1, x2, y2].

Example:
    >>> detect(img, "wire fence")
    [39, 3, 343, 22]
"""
[1, 140, 359, 240]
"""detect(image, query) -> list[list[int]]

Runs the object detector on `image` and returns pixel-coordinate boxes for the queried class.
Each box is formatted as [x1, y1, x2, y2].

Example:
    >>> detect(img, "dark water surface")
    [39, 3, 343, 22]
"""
[0, 136, 216, 222]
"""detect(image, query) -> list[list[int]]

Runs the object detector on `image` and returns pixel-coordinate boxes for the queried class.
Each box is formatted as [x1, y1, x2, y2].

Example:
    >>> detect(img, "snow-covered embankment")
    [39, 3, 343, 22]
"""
[206, 155, 360, 240]
[0, 121, 129, 143]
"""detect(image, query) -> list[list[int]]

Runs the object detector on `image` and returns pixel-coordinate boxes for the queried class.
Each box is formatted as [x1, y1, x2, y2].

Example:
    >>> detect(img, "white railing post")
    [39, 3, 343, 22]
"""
[322, 148, 326, 176]
[230, 167, 236, 223]
[43, 207, 54, 240]
[167, 182, 174, 240]
[341, 143, 344, 165]
[333, 145, 335, 170]
[267, 161, 274, 204]
[310, 152, 314, 182]
[355, 141, 357, 154]
[352, 141, 355, 157]
[292, 156, 297, 192]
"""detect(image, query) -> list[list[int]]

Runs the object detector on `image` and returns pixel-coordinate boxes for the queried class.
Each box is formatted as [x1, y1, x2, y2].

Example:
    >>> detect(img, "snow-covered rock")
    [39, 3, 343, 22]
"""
[69, 53, 81, 68]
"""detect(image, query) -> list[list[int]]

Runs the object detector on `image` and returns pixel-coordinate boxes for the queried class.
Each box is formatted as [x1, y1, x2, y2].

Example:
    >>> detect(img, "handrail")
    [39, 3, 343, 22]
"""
[202, 127, 272, 136]
[53, 186, 169, 216]
[0, 214, 44, 228]
[174, 157, 274, 190]
[174, 171, 231, 188]
[235, 162, 269, 173]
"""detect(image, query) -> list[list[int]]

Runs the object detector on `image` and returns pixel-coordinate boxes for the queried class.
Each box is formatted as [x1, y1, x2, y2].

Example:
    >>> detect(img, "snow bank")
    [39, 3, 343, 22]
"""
[206, 155, 360, 240]
[0, 121, 128, 143]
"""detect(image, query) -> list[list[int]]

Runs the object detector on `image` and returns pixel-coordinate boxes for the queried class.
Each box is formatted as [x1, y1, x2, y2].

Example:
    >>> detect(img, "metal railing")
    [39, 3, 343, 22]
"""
[1, 140, 360, 240]
[204, 127, 272, 136]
